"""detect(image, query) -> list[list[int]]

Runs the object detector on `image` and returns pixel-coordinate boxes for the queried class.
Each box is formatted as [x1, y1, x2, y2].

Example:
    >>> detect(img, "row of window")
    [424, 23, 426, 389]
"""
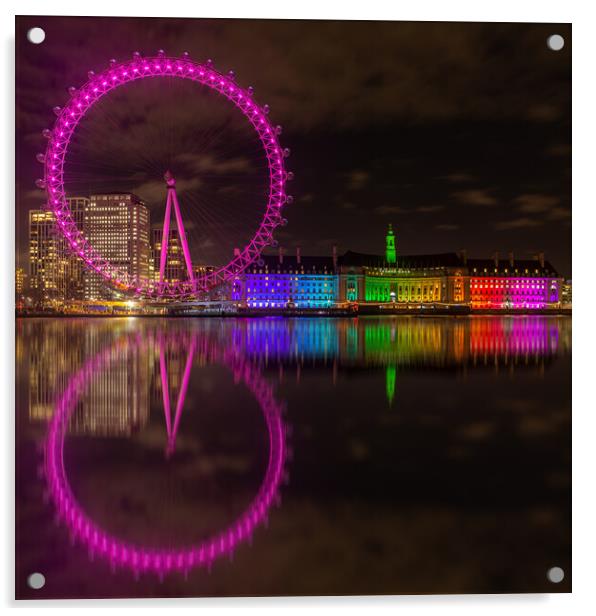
[246, 298, 333, 308]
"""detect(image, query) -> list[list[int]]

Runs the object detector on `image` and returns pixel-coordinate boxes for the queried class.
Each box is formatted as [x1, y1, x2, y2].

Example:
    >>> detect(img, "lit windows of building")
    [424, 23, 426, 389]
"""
[83, 194, 150, 300]
[341, 249, 465, 305]
[28, 208, 72, 303]
[232, 249, 338, 308]
[467, 254, 561, 309]
[561, 279, 572, 307]
[151, 224, 186, 283]
[15, 267, 26, 296]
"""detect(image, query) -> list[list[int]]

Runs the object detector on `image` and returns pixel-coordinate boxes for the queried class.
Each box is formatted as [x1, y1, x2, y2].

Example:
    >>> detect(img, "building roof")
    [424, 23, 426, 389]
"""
[466, 258, 559, 277]
[250, 250, 560, 276]
[247, 254, 336, 274]
[88, 192, 145, 204]
[339, 250, 465, 269]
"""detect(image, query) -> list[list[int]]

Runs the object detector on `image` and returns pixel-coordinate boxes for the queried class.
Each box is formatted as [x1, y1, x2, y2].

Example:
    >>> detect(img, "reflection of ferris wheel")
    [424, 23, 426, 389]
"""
[44, 330, 288, 577]
[37, 51, 293, 300]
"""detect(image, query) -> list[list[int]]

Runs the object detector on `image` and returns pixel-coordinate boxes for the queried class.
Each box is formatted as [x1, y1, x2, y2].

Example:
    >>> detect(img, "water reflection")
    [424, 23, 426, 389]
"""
[43, 327, 286, 576]
[15, 316, 571, 596]
[22, 316, 571, 428]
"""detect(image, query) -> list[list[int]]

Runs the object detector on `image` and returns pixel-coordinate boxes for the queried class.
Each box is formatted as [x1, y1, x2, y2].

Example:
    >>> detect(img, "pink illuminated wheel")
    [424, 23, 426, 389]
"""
[44, 330, 288, 577]
[38, 52, 292, 299]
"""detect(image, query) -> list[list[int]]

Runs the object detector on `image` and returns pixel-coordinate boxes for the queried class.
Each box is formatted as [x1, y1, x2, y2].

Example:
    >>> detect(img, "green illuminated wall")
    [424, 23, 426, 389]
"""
[364, 274, 443, 302]
[365, 276, 394, 301]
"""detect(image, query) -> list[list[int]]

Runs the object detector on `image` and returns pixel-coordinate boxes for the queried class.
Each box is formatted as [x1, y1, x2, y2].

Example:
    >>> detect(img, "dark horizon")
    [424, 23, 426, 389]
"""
[16, 17, 572, 277]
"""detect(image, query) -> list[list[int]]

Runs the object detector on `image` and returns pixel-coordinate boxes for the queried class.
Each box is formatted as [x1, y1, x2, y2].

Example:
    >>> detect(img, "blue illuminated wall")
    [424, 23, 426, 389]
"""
[232, 255, 339, 309]
[234, 273, 338, 308]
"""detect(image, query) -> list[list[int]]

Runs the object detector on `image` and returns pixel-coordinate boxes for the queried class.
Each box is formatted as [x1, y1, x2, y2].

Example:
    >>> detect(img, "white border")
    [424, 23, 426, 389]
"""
[3, 1, 595, 614]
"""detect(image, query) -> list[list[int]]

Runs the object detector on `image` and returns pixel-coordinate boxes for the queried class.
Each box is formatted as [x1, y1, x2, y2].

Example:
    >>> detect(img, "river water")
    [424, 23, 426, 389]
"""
[15, 315, 571, 598]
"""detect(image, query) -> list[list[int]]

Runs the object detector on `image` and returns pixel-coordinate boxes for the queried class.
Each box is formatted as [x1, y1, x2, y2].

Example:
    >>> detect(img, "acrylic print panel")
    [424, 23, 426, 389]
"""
[15, 16, 571, 599]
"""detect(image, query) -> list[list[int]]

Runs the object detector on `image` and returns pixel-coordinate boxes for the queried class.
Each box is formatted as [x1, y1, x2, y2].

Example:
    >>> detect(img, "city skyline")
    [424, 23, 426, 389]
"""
[16, 17, 571, 277]
[21, 191, 566, 311]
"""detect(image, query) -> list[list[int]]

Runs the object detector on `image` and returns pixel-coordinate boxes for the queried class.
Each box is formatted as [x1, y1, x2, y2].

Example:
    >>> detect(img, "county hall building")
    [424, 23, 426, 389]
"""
[232, 225, 562, 310]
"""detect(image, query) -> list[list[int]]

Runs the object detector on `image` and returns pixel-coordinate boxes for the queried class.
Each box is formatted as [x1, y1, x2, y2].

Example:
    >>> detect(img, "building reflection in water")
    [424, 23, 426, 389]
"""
[16, 315, 571, 584]
[26, 319, 150, 436]
[233, 316, 567, 369]
[25, 316, 571, 432]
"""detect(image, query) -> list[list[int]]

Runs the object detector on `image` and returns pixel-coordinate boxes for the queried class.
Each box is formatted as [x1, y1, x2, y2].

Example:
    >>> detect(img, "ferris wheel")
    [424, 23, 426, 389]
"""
[37, 51, 293, 300]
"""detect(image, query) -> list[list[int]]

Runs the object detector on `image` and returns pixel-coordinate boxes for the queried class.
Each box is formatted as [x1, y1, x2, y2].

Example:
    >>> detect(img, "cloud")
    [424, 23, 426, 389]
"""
[527, 104, 560, 123]
[175, 153, 252, 175]
[434, 224, 459, 231]
[513, 194, 570, 221]
[15, 19, 571, 139]
[514, 194, 559, 213]
[374, 205, 405, 215]
[216, 185, 243, 195]
[132, 177, 203, 203]
[548, 207, 571, 221]
[346, 170, 370, 191]
[416, 205, 445, 213]
[22, 189, 46, 203]
[339, 202, 358, 210]
[439, 173, 475, 183]
[546, 144, 572, 157]
[451, 189, 497, 206]
[495, 217, 542, 230]
[197, 237, 216, 250]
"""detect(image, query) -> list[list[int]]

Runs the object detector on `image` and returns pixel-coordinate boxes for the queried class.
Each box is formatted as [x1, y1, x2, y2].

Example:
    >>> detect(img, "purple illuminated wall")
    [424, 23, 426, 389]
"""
[233, 273, 338, 308]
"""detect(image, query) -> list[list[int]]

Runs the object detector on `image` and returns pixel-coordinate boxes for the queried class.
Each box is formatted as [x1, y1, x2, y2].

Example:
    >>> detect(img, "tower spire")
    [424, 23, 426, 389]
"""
[385, 223, 396, 265]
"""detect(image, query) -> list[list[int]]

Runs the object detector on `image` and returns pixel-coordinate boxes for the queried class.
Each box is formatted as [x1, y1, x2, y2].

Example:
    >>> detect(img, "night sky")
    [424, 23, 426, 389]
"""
[16, 17, 571, 276]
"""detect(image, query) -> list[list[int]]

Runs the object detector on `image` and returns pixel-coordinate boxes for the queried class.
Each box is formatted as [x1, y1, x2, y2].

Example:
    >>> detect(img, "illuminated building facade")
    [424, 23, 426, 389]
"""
[64, 197, 89, 300]
[26, 210, 563, 310]
[230, 227, 561, 310]
[232, 250, 338, 308]
[29, 209, 66, 300]
[15, 267, 26, 295]
[339, 250, 467, 304]
[561, 279, 572, 307]
[151, 225, 186, 283]
[467, 254, 560, 309]
[83, 194, 150, 300]
[28, 199, 90, 303]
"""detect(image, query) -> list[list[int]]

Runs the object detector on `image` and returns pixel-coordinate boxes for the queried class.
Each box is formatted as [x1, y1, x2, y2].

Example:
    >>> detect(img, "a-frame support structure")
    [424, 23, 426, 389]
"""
[159, 170, 194, 284]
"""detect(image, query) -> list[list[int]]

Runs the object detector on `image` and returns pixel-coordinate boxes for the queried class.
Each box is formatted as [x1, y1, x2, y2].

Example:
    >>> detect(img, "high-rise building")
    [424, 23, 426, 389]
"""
[83, 194, 150, 300]
[29, 209, 64, 301]
[65, 197, 88, 300]
[151, 224, 187, 283]
[28, 199, 89, 303]
[15, 267, 26, 295]
[561, 279, 572, 307]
